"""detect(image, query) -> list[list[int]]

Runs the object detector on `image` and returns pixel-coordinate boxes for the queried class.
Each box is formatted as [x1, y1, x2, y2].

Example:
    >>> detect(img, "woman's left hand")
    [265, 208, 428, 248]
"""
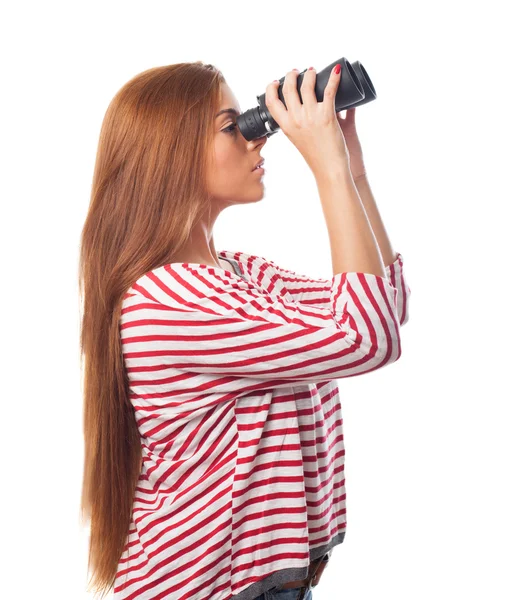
[336, 107, 367, 180]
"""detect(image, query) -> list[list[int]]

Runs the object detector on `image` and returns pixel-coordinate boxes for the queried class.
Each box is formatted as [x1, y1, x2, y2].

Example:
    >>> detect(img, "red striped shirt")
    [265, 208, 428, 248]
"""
[114, 250, 411, 600]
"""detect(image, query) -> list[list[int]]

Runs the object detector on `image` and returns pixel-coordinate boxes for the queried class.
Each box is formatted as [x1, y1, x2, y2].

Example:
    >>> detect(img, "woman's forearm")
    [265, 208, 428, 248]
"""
[315, 169, 386, 278]
[352, 174, 398, 268]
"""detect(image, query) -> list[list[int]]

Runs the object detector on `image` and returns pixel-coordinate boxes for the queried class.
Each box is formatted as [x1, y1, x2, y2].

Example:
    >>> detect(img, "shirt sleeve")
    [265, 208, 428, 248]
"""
[123, 263, 403, 386]
[253, 251, 411, 327]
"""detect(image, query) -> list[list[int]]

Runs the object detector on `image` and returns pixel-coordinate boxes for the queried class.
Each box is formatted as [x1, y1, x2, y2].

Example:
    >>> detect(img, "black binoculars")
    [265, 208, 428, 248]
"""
[236, 57, 376, 141]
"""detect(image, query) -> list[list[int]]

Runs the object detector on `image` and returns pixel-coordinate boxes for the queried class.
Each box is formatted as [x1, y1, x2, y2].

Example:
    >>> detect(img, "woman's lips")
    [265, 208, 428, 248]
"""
[252, 160, 265, 171]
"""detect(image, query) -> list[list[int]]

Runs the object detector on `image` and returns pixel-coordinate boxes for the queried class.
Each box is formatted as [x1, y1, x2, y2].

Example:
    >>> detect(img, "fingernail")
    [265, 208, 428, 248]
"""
[334, 64, 341, 75]
[308, 66, 314, 71]
[292, 68, 299, 72]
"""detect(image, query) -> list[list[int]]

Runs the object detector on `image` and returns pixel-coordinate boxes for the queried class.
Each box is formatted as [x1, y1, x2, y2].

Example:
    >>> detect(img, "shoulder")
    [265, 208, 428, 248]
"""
[125, 261, 273, 312]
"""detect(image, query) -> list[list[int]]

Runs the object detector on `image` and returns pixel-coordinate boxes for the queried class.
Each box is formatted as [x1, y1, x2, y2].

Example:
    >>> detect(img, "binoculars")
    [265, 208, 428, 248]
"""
[236, 57, 377, 141]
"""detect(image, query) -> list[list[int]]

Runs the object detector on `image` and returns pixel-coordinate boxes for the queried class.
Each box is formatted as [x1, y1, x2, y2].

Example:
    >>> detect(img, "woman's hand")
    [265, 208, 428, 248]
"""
[336, 107, 367, 180]
[265, 67, 351, 179]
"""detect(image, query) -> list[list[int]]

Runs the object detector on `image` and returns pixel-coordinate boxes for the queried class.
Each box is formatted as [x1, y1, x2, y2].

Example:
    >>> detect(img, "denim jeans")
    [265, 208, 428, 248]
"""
[252, 587, 313, 600]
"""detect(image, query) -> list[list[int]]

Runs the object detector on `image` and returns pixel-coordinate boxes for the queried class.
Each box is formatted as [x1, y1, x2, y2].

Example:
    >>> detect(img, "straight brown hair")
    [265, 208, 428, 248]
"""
[78, 61, 226, 598]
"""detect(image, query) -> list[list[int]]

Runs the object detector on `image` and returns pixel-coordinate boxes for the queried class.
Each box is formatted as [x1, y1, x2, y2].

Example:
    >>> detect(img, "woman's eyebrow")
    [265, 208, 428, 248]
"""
[215, 108, 240, 119]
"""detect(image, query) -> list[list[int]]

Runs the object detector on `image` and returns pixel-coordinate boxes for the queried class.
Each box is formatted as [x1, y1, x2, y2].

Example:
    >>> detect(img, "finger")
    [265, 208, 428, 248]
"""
[323, 64, 342, 116]
[265, 79, 288, 128]
[281, 69, 303, 118]
[300, 67, 318, 112]
[336, 107, 351, 122]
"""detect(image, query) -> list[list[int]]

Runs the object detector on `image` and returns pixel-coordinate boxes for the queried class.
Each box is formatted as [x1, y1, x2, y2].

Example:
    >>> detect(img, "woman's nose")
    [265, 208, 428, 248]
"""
[249, 134, 268, 146]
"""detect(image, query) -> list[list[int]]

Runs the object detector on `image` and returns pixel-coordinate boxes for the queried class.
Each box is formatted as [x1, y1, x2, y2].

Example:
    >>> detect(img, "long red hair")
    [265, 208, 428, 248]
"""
[78, 61, 226, 597]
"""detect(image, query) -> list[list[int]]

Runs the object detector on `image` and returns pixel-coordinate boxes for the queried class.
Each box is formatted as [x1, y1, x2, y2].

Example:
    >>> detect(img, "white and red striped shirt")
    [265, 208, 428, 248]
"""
[114, 249, 411, 600]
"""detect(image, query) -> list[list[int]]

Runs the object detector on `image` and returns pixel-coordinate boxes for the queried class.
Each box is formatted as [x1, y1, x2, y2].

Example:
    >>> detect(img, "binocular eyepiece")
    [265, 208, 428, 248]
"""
[236, 57, 376, 141]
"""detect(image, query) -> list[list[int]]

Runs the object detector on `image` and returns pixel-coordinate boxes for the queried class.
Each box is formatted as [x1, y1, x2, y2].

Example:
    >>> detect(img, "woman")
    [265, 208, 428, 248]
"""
[79, 61, 411, 600]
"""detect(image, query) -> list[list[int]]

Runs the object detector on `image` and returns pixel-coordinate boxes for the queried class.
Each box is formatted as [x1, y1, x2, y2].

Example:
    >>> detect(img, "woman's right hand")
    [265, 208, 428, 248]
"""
[265, 66, 351, 178]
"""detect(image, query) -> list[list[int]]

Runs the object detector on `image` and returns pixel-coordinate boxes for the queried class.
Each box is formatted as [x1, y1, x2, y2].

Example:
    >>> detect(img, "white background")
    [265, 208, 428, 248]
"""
[2, 1, 506, 599]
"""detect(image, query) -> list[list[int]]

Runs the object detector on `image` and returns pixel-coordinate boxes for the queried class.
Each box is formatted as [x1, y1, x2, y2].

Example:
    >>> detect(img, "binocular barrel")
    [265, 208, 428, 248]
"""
[237, 57, 376, 141]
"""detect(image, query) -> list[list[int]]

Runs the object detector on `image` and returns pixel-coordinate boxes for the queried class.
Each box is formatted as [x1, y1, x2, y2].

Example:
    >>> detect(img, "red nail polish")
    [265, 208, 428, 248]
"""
[334, 64, 341, 75]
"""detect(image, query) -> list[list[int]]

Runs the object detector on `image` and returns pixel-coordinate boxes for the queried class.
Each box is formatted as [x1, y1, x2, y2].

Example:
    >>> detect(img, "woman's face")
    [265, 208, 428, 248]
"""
[207, 83, 268, 208]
